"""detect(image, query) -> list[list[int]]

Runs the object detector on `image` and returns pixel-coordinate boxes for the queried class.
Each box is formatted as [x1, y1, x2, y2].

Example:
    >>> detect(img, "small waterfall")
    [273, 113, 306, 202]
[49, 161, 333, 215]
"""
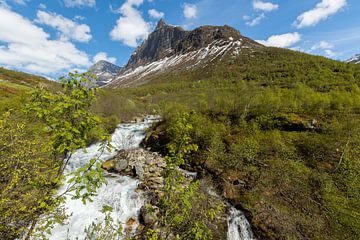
[227, 207, 254, 240]
[49, 116, 159, 240]
[49, 115, 254, 240]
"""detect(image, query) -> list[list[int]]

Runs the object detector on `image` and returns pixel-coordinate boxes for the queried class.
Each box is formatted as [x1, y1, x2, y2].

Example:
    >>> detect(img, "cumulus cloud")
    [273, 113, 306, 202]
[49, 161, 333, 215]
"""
[245, 0, 278, 27]
[93, 52, 117, 64]
[310, 40, 337, 58]
[0, 6, 90, 74]
[253, 0, 278, 12]
[110, 0, 151, 47]
[63, 0, 95, 8]
[148, 9, 164, 19]
[36, 10, 92, 43]
[183, 3, 197, 19]
[311, 40, 334, 50]
[257, 32, 302, 48]
[295, 0, 347, 28]
[244, 13, 265, 26]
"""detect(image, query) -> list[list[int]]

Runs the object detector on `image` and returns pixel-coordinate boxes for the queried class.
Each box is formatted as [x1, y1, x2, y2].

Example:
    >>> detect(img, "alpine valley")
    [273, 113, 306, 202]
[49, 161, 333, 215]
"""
[1, 19, 360, 240]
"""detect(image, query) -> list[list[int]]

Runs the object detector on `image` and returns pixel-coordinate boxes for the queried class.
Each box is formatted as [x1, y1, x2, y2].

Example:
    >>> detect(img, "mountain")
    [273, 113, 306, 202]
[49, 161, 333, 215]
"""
[95, 21, 360, 239]
[88, 60, 122, 86]
[347, 54, 360, 64]
[106, 19, 261, 87]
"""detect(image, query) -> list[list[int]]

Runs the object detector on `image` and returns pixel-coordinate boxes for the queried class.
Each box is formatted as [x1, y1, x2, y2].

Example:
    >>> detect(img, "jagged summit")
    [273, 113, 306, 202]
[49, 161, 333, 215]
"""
[106, 21, 262, 87]
[124, 21, 259, 71]
[156, 18, 167, 29]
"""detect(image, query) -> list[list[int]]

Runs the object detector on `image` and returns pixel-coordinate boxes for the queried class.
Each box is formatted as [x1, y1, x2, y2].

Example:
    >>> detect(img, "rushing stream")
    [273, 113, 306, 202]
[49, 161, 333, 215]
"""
[49, 116, 254, 240]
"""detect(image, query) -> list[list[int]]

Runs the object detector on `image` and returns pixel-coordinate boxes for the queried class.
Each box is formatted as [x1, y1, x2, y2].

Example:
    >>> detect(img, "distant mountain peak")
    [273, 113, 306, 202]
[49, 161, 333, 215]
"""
[88, 60, 122, 86]
[347, 54, 360, 64]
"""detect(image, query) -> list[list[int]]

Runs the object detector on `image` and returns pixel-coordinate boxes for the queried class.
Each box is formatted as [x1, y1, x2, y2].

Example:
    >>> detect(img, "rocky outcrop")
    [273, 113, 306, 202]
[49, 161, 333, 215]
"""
[102, 148, 166, 192]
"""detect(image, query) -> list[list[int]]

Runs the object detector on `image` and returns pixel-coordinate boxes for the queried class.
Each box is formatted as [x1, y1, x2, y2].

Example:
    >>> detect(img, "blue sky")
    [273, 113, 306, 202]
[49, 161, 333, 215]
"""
[0, 0, 359, 79]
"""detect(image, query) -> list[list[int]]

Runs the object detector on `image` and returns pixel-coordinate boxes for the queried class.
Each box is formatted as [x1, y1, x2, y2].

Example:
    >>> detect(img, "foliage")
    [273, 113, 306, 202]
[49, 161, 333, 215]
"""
[0, 112, 56, 239]
[0, 72, 110, 239]
[99, 47, 360, 239]
[151, 113, 224, 240]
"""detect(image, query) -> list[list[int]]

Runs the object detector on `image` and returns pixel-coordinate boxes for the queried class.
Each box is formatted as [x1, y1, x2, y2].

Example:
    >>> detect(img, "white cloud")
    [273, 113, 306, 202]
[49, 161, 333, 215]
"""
[0, 0, 9, 8]
[93, 52, 117, 64]
[12, 0, 28, 5]
[63, 0, 95, 8]
[311, 40, 334, 50]
[245, 13, 265, 26]
[0, 6, 90, 75]
[148, 9, 164, 19]
[295, 0, 347, 28]
[325, 49, 337, 57]
[38, 3, 46, 9]
[257, 32, 302, 48]
[183, 3, 197, 19]
[110, 0, 151, 47]
[74, 15, 85, 21]
[253, 0, 278, 12]
[36, 10, 92, 43]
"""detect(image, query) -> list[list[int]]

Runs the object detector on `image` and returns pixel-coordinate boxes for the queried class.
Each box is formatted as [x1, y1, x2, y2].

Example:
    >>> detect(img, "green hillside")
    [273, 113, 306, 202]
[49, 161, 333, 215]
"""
[94, 47, 360, 239]
[0, 67, 59, 113]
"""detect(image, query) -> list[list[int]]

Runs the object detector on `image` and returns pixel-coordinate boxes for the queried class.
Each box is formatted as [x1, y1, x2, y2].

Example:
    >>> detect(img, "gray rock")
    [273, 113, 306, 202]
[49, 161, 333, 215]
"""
[140, 205, 159, 225]
[114, 159, 128, 172]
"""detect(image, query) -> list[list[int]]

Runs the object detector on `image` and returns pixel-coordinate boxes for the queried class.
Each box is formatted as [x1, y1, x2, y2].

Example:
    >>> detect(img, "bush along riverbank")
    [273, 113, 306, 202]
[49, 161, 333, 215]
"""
[142, 108, 360, 239]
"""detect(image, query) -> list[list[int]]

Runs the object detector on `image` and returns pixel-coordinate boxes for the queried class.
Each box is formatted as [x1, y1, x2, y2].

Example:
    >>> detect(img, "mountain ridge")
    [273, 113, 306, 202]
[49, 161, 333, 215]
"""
[106, 19, 262, 87]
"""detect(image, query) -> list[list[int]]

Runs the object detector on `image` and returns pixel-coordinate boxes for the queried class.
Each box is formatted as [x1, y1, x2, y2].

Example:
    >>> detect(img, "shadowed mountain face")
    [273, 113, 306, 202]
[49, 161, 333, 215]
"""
[125, 19, 258, 70]
[89, 60, 122, 86]
[106, 19, 262, 87]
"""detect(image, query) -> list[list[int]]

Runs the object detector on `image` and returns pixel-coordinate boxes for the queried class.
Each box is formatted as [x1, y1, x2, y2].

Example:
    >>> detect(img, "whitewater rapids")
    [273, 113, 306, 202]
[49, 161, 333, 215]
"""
[49, 116, 254, 239]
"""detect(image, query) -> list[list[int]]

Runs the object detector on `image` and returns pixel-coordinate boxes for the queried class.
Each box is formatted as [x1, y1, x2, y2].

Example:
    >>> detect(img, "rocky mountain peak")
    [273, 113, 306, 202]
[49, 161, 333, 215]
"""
[155, 18, 167, 29]
[89, 60, 122, 86]
[124, 21, 257, 70]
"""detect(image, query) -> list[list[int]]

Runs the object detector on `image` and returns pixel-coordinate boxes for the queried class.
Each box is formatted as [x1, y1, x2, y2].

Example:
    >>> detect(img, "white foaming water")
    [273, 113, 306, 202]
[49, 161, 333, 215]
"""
[49, 116, 160, 240]
[227, 207, 254, 240]
[49, 115, 253, 240]
[205, 184, 254, 240]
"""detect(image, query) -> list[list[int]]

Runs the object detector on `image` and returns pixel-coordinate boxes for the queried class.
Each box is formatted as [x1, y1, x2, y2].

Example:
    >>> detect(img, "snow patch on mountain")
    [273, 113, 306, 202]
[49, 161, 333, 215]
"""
[107, 39, 247, 87]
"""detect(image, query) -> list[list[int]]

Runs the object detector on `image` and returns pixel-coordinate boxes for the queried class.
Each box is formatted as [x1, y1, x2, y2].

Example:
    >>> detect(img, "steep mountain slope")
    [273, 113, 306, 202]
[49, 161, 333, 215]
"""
[347, 54, 360, 64]
[89, 60, 122, 86]
[106, 19, 261, 87]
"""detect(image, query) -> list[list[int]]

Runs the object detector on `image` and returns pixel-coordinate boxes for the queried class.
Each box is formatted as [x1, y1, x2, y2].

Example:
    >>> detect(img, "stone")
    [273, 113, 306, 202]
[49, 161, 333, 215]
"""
[114, 158, 128, 172]
[101, 160, 115, 171]
[135, 165, 145, 179]
[140, 205, 159, 225]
